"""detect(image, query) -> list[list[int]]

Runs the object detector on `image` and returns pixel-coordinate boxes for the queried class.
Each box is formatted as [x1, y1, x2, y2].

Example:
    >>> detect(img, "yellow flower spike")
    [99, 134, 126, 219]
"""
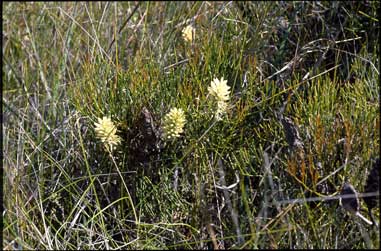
[208, 77, 231, 120]
[208, 77, 230, 102]
[182, 25, 195, 43]
[94, 116, 121, 152]
[162, 108, 186, 140]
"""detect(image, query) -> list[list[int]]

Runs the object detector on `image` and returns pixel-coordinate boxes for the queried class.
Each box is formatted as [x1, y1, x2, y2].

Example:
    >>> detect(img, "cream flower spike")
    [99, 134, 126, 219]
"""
[182, 25, 195, 43]
[208, 77, 230, 102]
[162, 108, 186, 140]
[94, 116, 121, 152]
[208, 77, 231, 120]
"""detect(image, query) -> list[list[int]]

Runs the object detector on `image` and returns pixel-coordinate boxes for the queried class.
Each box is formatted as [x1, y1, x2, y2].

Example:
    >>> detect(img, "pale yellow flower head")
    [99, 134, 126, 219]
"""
[94, 116, 121, 152]
[208, 77, 231, 120]
[208, 77, 230, 102]
[162, 108, 186, 140]
[182, 25, 195, 43]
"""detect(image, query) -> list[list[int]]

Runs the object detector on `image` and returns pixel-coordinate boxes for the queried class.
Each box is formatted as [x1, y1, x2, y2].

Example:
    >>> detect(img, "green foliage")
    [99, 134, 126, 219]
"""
[3, 2, 379, 249]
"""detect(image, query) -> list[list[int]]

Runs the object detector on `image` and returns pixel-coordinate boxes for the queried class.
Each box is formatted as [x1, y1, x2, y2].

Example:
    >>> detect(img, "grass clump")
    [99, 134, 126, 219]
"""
[3, 2, 379, 249]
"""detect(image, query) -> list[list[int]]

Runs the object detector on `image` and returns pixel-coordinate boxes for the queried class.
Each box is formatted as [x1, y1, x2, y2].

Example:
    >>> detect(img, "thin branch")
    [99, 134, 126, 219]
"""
[217, 158, 244, 245]
[107, 2, 141, 54]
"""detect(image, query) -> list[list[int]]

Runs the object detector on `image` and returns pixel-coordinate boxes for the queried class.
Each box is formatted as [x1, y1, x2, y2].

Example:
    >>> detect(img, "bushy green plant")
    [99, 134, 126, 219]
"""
[3, 2, 379, 249]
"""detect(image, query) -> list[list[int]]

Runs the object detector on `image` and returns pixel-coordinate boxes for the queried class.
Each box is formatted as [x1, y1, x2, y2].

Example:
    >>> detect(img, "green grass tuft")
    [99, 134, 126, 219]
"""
[3, 2, 379, 249]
